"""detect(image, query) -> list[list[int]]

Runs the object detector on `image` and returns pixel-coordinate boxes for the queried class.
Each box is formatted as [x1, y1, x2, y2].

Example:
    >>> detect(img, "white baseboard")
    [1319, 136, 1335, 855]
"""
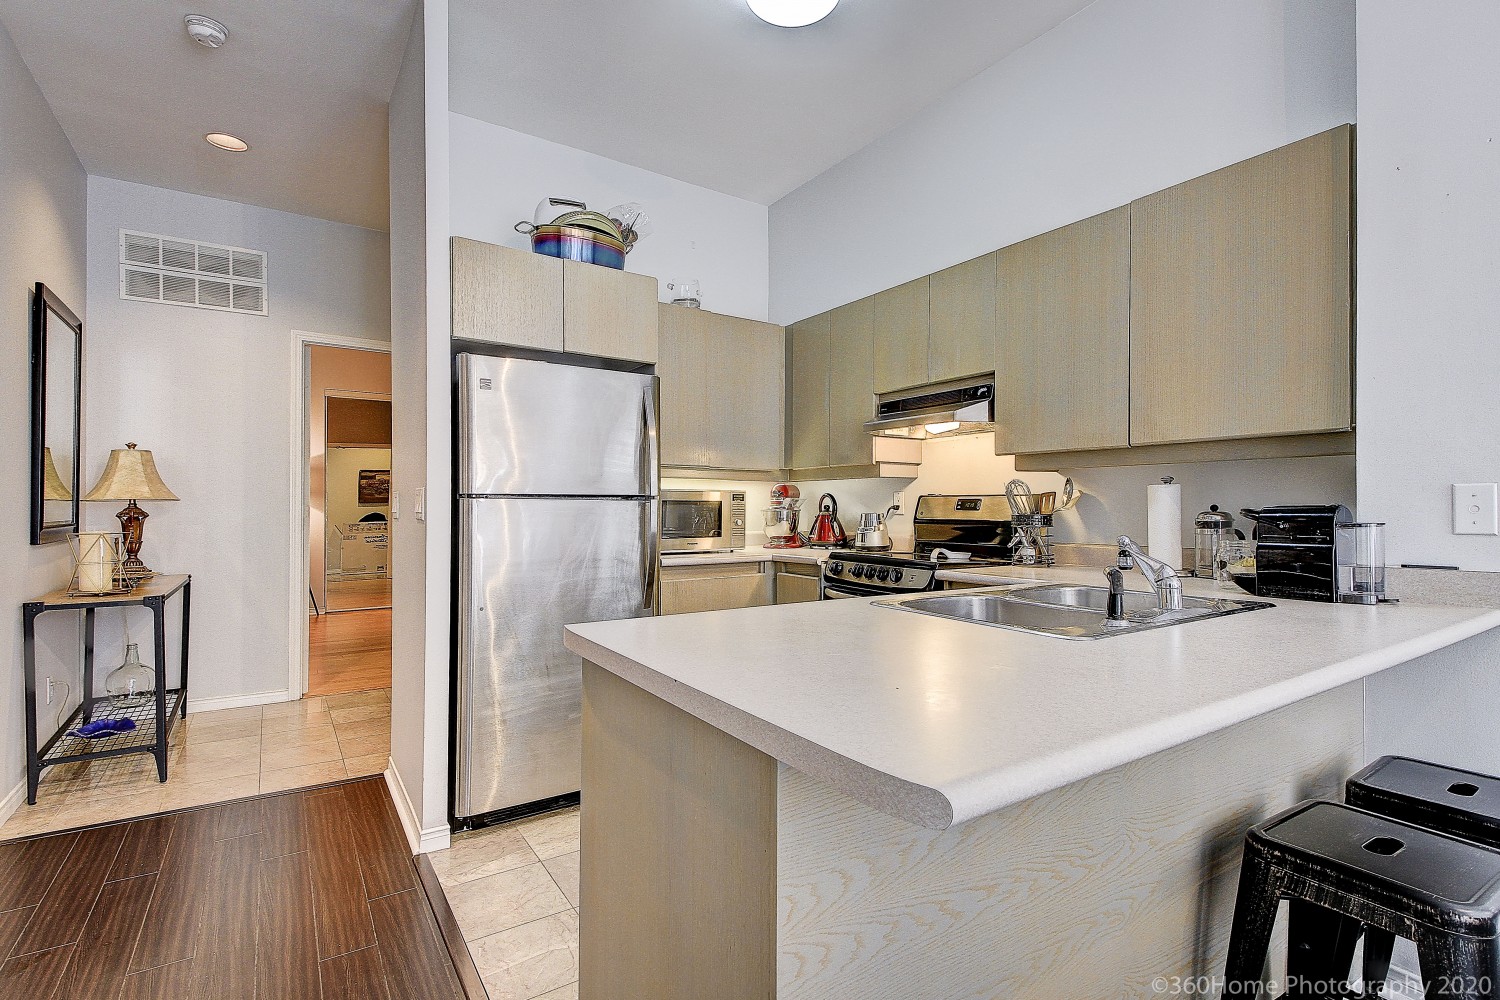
[0, 778, 26, 830]
[384, 760, 451, 855]
[187, 689, 293, 714]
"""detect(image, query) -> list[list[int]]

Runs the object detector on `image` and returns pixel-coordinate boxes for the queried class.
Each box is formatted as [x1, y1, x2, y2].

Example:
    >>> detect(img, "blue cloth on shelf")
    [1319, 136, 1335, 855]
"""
[70, 717, 138, 739]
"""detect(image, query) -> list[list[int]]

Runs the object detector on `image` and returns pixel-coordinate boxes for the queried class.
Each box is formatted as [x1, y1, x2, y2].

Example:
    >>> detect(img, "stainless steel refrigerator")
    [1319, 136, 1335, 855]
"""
[454, 353, 659, 821]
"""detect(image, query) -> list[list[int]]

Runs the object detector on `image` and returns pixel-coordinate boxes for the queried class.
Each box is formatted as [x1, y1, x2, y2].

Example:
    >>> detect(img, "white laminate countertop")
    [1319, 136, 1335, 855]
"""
[566, 565, 1500, 831]
[660, 545, 828, 567]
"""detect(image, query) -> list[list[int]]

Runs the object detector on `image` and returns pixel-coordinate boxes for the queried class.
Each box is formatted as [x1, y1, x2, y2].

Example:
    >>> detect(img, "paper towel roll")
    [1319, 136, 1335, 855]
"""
[1147, 478, 1182, 568]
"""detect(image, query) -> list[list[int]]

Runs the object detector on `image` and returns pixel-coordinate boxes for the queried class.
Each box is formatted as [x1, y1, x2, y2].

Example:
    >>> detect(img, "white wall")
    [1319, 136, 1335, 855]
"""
[449, 113, 770, 322]
[0, 19, 88, 817]
[769, 0, 1355, 325]
[388, 0, 454, 853]
[1356, 1, 1500, 571]
[83, 176, 390, 710]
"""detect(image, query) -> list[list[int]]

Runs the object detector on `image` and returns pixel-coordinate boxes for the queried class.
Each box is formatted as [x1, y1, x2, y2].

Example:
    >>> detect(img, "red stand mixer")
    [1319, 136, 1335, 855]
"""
[763, 484, 805, 549]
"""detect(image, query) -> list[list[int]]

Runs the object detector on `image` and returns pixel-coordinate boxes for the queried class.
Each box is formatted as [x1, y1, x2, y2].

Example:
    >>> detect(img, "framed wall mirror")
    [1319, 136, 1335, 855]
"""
[30, 282, 82, 545]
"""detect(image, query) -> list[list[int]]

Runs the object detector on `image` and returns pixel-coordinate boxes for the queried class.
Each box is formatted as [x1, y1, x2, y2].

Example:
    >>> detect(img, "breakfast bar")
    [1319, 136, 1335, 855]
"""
[564, 571, 1500, 999]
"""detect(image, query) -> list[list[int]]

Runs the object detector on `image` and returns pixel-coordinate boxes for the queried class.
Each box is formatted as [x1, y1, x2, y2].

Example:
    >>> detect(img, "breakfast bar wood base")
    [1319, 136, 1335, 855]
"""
[579, 661, 1361, 999]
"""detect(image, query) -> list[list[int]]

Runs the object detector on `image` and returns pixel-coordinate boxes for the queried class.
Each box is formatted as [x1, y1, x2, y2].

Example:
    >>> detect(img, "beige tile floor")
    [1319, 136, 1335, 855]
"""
[431, 807, 582, 1000]
[0, 687, 391, 841]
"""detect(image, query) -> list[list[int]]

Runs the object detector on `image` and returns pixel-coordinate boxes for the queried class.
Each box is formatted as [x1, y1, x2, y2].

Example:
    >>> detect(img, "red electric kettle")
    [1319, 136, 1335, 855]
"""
[805, 493, 847, 548]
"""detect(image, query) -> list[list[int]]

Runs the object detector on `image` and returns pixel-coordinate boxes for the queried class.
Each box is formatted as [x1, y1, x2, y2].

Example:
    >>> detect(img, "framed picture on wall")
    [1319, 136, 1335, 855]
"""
[358, 469, 391, 506]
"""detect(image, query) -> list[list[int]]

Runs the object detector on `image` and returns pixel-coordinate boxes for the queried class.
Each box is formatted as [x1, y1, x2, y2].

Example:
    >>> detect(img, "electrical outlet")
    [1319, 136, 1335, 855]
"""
[46, 677, 54, 705]
[892, 491, 906, 513]
[1453, 483, 1499, 535]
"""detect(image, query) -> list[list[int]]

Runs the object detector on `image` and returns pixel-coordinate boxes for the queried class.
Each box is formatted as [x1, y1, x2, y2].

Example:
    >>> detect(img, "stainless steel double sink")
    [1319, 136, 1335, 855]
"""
[875, 583, 1272, 640]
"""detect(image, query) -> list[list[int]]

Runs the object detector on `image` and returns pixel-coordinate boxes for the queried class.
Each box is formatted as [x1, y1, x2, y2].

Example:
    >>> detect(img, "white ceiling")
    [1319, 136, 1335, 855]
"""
[0, 0, 414, 231]
[449, 0, 1097, 205]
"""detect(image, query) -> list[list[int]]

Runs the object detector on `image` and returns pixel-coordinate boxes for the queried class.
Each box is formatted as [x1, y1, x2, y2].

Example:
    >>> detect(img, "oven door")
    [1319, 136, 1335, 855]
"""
[661, 491, 731, 552]
[821, 582, 883, 600]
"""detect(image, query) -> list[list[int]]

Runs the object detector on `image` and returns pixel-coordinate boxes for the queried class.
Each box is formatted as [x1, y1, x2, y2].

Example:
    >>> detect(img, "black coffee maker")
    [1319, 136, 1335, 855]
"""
[1238, 505, 1353, 602]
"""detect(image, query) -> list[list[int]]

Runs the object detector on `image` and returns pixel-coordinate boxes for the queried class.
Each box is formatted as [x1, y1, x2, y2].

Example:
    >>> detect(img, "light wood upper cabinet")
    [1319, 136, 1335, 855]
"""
[829, 297, 875, 468]
[1129, 125, 1353, 446]
[657, 304, 709, 468]
[562, 259, 659, 365]
[708, 316, 785, 471]
[873, 277, 930, 393]
[928, 252, 997, 383]
[659, 304, 785, 473]
[788, 312, 832, 471]
[995, 207, 1131, 455]
[451, 238, 564, 350]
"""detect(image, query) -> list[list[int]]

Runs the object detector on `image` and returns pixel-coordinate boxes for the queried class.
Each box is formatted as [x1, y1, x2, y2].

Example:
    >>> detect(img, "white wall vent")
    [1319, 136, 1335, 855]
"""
[118, 230, 268, 316]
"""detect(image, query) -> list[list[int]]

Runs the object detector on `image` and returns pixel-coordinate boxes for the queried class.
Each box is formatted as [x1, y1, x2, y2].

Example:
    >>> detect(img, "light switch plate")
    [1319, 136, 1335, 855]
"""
[1453, 483, 1499, 535]
[415, 487, 426, 522]
[391, 492, 400, 520]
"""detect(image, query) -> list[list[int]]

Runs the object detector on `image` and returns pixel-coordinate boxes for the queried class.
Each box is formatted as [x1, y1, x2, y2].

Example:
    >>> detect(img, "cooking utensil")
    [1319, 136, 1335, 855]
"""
[532, 197, 587, 226]
[1005, 479, 1034, 516]
[1056, 477, 1081, 511]
[1037, 492, 1057, 516]
[606, 202, 652, 253]
[526, 224, 626, 269]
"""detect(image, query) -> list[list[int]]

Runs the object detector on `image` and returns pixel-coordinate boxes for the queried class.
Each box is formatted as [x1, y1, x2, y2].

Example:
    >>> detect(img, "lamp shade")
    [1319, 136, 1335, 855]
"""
[84, 442, 179, 502]
[42, 447, 72, 501]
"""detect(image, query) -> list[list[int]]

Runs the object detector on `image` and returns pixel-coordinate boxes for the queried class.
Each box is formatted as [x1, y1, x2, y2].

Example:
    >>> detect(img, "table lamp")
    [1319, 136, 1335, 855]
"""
[42, 447, 72, 500]
[84, 443, 178, 579]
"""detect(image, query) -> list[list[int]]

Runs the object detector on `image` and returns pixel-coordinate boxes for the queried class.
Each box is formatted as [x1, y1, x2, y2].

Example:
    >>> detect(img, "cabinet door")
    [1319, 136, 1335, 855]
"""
[774, 565, 822, 604]
[788, 312, 832, 471]
[658, 303, 708, 467]
[562, 260, 660, 364]
[873, 276, 929, 393]
[829, 297, 875, 468]
[660, 563, 773, 615]
[995, 207, 1131, 455]
[1129, 125, 1353, 445]
[927, 252, 997, 382]
[451, 238, 564, 349]
[709, 317, 785, 472]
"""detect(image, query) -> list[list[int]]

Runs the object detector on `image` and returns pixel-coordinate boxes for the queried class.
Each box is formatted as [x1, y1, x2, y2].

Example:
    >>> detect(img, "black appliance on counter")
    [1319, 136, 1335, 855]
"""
[821, 495, 1016, 600]
[1239, 504, 1353, 602]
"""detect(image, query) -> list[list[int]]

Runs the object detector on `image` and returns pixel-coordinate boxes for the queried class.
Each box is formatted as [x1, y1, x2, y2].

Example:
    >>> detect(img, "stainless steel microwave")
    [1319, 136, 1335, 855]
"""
[661, 490, 746, 552]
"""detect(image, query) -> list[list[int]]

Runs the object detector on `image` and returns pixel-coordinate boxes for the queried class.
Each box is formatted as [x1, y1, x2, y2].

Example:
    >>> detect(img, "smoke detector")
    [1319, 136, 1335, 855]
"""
[184, 15, 228, 48]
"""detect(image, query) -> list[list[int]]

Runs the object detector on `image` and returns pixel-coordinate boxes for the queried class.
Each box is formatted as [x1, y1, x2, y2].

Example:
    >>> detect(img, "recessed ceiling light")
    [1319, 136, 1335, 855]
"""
[747, 0, 838, 28]
[205, 132, 249, 152]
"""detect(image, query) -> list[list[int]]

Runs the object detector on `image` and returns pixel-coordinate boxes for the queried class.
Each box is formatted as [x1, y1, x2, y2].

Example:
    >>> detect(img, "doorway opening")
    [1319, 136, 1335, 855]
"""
[304, 343, 392, 700]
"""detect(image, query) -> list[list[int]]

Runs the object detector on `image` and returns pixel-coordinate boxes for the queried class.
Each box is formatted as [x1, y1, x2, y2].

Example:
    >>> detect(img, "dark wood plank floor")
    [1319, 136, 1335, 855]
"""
[0, 778, 468, 1000]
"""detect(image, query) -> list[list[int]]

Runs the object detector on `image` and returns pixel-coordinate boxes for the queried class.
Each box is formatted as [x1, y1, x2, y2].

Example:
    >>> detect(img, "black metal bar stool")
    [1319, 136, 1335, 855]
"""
[1347, 757, 1500, 997]
[1224, 800, 1500, 999]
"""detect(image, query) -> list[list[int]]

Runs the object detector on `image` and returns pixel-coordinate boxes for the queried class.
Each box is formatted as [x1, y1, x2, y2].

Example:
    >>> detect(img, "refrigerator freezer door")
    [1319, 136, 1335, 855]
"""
[458, 354, 659, 498]
[455, 497, 657, 818]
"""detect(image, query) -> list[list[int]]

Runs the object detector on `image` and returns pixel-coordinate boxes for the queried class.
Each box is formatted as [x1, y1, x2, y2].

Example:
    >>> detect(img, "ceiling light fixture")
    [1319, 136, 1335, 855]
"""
[205, 132, 249, 152]
[747, 0, 838, 28]
[184, 15, 229, 48]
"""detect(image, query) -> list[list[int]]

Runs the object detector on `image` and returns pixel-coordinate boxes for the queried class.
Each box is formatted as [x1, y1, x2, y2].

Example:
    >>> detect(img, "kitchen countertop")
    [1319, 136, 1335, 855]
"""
[660, 545, 828, 567]
[565, 565, 1500, 831]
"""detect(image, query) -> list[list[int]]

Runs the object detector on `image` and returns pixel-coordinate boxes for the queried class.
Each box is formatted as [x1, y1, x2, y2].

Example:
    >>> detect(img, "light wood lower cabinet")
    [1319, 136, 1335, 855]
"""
[1129, 124, 1353, 445]
[774, 562, 822, 604]
[660, 562, 773, 616]
[995, 207, 1131, 455]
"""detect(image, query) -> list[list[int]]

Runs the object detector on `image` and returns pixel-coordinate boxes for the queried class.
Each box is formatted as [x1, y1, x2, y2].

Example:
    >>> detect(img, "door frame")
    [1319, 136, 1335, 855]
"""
[288, 330, 392, 701]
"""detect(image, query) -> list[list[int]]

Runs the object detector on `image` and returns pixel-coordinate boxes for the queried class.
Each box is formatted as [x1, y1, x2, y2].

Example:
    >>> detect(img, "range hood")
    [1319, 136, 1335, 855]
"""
[864, 375, 995, 439]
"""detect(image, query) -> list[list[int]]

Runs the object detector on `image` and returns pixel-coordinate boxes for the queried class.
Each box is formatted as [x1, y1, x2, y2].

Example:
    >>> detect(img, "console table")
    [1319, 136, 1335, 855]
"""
[21, 574, 192, 804]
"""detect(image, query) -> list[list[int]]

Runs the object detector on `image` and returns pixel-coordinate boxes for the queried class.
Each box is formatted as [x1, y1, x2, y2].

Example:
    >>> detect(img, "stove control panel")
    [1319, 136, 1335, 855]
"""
[823, 559, 933, 591]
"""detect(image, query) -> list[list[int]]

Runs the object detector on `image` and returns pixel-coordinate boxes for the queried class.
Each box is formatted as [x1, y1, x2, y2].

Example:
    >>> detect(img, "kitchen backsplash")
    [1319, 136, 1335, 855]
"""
[667, 434, 1357, 551]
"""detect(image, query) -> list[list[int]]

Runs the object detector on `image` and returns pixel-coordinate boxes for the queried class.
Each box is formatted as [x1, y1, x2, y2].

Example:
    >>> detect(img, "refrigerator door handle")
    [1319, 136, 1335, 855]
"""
[642, 500, 660, 612]
[641, 380, 660, 498]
